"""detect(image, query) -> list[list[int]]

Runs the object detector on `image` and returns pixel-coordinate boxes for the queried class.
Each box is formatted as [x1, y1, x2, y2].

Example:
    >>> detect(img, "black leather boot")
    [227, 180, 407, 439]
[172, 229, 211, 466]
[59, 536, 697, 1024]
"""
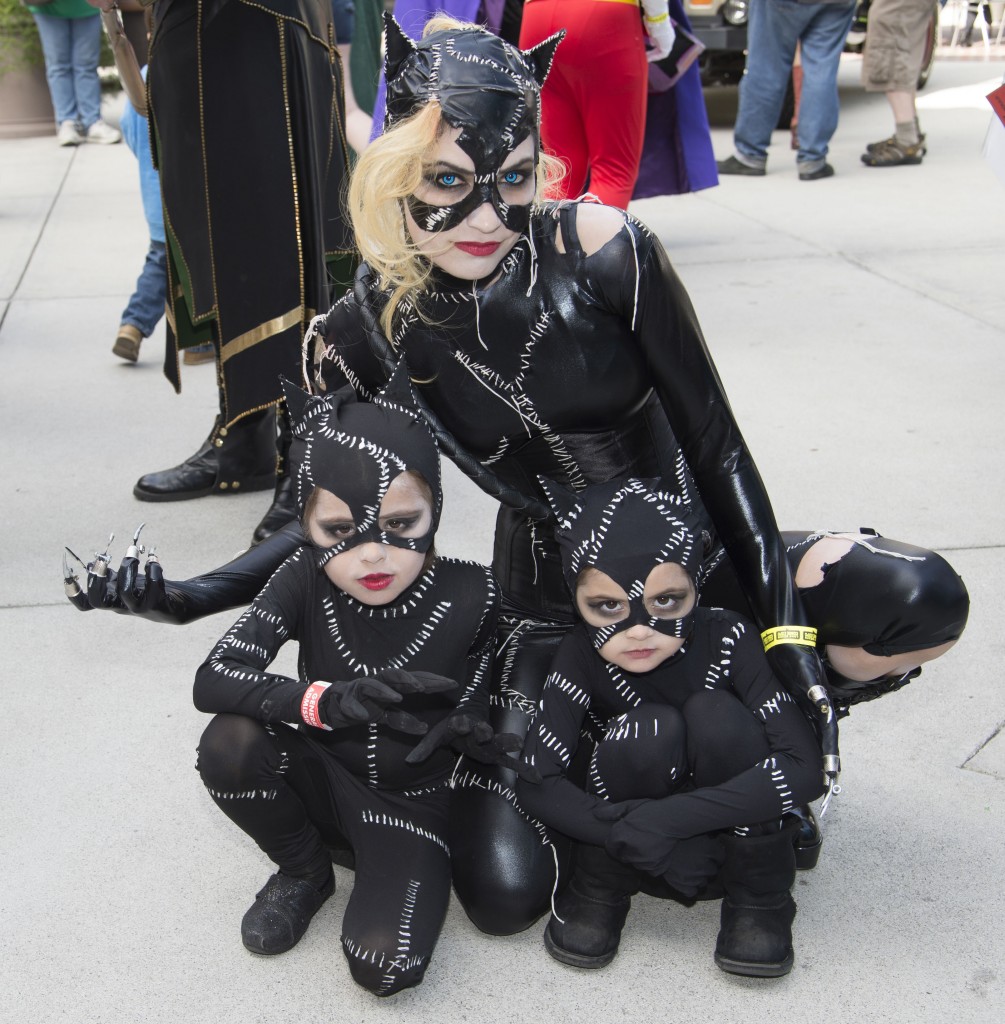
[252, 402, 298, 543]
[543, 844, 638, 969]
[133, 408, 277, 502]
[714, 819, 799, 978]
[789, 804, 822, 870]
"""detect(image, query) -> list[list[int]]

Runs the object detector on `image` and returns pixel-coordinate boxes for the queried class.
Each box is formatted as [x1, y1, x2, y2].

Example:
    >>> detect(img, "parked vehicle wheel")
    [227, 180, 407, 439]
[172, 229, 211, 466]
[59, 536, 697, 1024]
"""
[917, 8, 938, 90]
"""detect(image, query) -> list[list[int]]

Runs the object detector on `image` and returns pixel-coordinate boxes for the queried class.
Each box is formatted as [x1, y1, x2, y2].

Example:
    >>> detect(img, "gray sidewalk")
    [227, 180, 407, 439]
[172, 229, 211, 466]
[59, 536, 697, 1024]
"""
[1, 53, 1003, 1024]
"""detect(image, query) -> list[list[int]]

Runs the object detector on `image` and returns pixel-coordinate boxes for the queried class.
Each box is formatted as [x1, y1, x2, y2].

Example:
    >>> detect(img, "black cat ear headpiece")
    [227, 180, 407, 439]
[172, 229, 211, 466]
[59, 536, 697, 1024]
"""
[383, 13, 564, 234]
[283, 360, 441, 567]
[542, 477, 707, 649]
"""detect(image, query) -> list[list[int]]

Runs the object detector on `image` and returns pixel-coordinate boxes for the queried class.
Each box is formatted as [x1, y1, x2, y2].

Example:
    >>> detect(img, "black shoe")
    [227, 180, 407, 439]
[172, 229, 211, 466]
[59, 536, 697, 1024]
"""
[543, 881, 631, 969]
[788, 805, 822, 870]
[252, 476, 299, 544]
[798, 162, 834, 181]
[251, 407, 297, 543]
[717, 155, 766, 177]
[714, 820, 799, 978]
[134, 410, 277, 502]
[241, 871, 335, 955]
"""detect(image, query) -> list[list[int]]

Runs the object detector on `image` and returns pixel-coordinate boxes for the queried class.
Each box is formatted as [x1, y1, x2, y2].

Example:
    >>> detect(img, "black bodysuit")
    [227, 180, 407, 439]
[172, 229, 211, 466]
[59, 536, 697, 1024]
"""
[516, 609, 824, 880]
[194, 549, 497, 994]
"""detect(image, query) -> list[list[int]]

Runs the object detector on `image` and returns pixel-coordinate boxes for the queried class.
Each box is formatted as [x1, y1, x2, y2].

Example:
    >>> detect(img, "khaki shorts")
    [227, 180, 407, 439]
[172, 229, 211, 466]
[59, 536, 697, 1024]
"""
[862, 0, 934, 92]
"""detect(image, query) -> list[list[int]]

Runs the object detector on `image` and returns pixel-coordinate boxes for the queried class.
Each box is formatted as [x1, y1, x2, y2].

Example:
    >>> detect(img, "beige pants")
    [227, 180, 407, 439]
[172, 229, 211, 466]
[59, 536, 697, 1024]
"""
[862, 0, 934, 92]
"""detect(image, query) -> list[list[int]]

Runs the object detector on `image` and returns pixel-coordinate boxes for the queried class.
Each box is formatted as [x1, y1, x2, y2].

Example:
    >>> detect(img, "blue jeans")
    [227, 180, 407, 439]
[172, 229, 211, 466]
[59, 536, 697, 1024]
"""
[734, 0, 856, 168]
[121, 240, 167, 338]
[31, 13, 103, 128]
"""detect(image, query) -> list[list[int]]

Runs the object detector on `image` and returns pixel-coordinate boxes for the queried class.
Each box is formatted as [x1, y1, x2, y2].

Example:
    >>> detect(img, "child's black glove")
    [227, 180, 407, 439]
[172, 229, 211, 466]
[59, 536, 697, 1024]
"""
[315, 669, 457, 734]
[594, 801, 724, 896]
[405, 711, 541, 781]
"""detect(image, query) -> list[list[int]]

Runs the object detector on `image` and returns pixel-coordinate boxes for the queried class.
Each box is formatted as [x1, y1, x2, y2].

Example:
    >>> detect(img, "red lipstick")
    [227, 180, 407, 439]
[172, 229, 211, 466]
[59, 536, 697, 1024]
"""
[455, 241, 501, 257]
[624, 649, 656, 660]
[359, 573, 394, 591]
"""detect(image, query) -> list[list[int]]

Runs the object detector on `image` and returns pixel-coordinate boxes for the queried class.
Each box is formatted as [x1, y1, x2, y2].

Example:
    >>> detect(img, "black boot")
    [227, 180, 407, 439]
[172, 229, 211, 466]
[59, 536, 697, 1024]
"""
[714, 820, 799, 978]
[543, 844, 638, 969]
[241, 870, 334, 955]
[252, 402, 298, 543]
[133, 408, 277, 502]
[789, 804, 822, 871]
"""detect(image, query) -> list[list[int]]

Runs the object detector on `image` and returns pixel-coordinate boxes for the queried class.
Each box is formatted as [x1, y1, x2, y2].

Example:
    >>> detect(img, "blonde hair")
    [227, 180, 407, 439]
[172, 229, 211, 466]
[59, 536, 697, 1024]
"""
[347, 18, 565, 338]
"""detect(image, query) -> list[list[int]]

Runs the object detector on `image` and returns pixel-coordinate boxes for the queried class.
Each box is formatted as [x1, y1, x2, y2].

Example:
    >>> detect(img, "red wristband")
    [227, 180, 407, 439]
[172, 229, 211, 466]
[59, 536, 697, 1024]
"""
[300, 682, 332, 731]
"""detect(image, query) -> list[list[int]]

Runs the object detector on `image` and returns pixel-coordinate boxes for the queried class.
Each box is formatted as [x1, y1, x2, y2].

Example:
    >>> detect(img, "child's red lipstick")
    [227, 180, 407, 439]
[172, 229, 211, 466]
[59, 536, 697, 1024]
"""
[359, 573, 394, 591]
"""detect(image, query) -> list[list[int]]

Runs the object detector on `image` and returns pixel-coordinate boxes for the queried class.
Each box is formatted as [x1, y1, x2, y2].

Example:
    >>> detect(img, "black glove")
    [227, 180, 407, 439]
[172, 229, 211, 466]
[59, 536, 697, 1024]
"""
[405, 712, 541, 781]
[594, 800, 723, 894]
[317, 669, 457, 734]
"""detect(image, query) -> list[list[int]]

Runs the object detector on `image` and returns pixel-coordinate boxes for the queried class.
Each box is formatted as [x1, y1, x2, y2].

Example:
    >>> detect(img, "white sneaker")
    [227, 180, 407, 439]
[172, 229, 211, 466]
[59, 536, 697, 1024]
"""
[85, 120, 122, 145]
[57, 120, 84, 147]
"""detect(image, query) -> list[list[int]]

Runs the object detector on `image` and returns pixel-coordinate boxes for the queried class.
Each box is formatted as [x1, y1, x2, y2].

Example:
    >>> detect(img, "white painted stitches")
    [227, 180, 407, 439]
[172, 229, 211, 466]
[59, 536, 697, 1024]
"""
[322, 593, 451, 676]
[543, 670, 590, 708]
[704, 620, 744, 689]
[451, 768, 551, 846]
[761, 755, 795, 813]
[359, 809, 450, 856]
[205, 787, 278, 801]
[378, 879, 422, 994]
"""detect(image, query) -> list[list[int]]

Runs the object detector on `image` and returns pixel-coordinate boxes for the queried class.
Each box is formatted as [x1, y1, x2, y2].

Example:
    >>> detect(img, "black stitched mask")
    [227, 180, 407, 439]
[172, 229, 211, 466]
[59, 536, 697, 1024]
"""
[543, 477, 706, 650]
[283, 362, 442, 569]
[383, 15, 563, 234]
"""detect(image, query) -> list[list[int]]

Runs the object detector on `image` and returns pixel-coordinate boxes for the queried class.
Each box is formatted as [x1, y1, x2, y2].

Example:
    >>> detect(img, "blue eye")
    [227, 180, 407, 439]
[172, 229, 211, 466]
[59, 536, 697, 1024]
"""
[503, 171, 522, 185]
[436, 172, 459, 188]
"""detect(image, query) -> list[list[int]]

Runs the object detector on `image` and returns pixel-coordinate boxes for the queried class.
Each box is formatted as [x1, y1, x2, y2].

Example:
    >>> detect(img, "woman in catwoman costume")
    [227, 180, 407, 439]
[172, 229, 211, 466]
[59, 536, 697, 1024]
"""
[69, 15, 969, 938]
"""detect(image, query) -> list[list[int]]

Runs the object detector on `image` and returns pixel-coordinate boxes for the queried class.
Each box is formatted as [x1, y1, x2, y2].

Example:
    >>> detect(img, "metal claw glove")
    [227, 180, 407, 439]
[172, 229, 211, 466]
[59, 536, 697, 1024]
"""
[405, 711, 542, 781]
[641, 0, 676, 62]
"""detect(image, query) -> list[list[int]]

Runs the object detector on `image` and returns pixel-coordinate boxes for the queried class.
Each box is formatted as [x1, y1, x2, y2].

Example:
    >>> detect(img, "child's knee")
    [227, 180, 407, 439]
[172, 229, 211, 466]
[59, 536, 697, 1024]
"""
[196, 713, 274, 791]
[342, 935, 428, 996]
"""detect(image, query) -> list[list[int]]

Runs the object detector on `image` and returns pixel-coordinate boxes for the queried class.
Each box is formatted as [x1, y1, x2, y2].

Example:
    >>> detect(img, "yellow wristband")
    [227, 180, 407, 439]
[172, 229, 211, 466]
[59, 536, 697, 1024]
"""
[761, 626, 818, 652]
[645, 12, 670, 22]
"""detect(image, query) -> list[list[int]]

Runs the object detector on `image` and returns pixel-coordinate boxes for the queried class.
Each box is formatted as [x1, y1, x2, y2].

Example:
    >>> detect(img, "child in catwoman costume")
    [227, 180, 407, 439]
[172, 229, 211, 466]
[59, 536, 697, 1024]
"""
[517, 478, 825, 976]
[68, 16, 969, 941]
[192, 367, 534, 996]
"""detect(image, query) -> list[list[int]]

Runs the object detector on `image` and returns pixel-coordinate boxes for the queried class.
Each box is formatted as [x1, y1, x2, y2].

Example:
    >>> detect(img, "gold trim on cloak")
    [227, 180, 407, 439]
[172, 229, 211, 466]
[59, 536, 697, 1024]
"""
[219, 305, 303, 364]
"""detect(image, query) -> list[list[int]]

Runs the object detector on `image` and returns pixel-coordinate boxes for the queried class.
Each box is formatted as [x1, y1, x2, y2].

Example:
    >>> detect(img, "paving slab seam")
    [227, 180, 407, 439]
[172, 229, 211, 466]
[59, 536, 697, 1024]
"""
[0, 151, 76, 330]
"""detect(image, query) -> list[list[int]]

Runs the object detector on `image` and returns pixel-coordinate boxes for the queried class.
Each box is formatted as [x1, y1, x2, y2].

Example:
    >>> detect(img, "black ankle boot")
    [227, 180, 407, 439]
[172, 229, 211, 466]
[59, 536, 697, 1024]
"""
[252, 403, 298, 543]
[788, 804, 822, 870]
[543, 844, 637, 969]
[241, 870, 334, 955]
[134, 409, 277, 502]
[714, 820, 799, 978]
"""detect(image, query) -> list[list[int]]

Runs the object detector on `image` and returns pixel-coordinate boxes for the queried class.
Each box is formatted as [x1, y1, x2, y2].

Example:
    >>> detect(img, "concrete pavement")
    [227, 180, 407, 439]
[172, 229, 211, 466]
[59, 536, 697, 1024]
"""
[1, 51, 1003, 1024]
